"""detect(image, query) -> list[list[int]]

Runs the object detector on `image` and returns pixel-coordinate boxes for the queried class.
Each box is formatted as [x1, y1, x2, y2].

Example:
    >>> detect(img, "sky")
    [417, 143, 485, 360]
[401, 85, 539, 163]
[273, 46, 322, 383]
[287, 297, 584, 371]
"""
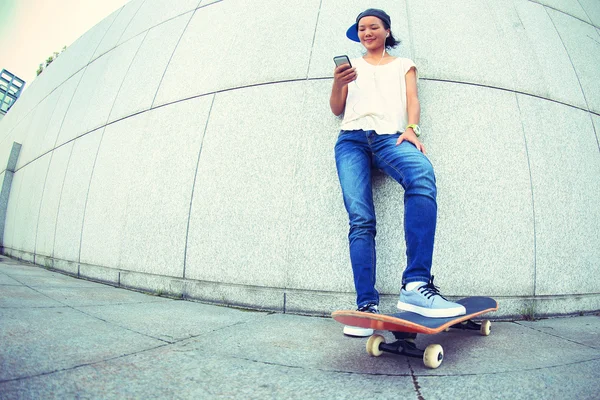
[0, 0, 130, 90]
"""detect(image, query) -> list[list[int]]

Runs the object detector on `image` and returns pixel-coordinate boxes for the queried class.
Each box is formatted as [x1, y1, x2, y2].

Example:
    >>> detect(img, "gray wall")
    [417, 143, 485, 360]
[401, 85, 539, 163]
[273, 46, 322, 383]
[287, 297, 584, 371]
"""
[1, 0, 599, 318]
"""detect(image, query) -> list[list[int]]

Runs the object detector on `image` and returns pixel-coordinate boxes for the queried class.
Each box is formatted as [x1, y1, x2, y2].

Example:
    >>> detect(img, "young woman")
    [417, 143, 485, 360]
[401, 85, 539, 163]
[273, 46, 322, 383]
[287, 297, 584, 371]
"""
[331, 9, 466, 337]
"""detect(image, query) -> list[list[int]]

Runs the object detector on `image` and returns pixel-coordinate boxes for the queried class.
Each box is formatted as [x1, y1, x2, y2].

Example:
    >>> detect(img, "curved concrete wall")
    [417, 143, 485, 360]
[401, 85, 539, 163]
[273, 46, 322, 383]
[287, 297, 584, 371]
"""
[1, 0, 599, 318]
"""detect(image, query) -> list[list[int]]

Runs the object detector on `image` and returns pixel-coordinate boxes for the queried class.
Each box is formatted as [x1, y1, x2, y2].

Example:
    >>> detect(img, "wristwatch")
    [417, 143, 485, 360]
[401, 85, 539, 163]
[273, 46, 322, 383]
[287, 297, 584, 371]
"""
[406, 124, 421, 137]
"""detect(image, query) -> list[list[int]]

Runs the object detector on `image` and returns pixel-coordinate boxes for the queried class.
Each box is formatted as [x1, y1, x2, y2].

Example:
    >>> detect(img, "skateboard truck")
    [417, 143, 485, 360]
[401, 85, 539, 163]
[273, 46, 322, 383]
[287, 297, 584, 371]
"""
[449, 319, 492, 335]
[367, 331, 444, 368]
[379, 332, 425, 358]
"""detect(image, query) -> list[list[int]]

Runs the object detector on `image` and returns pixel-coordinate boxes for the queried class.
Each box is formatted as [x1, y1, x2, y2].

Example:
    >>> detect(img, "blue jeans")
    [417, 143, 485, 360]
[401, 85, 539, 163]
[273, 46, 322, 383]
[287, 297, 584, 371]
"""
[334, 130, 437, 307]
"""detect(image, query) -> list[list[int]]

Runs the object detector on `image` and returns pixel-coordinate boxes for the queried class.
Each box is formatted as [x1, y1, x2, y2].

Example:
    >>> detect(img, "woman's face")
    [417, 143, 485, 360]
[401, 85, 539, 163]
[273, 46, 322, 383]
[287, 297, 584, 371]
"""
[357, 16, 388, 50]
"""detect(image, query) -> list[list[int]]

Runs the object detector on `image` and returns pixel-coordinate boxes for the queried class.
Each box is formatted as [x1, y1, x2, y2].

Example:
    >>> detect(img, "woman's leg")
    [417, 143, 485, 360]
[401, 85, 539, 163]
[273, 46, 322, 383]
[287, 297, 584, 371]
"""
[334, 131, 379, 307]
[370, 133, 465, 317]
[369, 134, 437, 284]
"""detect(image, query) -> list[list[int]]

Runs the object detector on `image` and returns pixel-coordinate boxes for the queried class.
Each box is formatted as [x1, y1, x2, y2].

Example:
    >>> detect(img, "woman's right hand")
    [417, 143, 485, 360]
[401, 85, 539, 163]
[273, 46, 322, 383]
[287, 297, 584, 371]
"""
[330, 64, 355, 115]
[333, 64, 357, 89]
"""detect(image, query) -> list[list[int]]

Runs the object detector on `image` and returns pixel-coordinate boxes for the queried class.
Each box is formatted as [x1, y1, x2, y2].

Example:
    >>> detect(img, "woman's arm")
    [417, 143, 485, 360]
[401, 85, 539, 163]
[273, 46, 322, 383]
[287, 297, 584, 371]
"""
[396, 67, 426, 153]
[405, 67, 420, 128]
[330, 64, 356, 116]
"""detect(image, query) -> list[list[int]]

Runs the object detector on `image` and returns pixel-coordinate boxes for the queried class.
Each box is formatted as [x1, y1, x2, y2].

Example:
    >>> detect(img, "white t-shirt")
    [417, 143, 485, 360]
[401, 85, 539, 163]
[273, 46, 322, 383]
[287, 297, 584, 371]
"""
[340, 57, 417, 135]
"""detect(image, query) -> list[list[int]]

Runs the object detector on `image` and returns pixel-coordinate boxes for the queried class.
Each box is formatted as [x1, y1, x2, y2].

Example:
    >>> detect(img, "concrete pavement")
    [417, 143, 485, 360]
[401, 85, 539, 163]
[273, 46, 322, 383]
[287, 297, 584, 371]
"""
[1, 256, 599, 399]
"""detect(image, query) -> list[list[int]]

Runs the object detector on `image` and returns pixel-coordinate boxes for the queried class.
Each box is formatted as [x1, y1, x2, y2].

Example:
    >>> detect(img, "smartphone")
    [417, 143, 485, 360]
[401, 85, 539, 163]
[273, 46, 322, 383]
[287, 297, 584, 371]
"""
[333, 55, 352, 68]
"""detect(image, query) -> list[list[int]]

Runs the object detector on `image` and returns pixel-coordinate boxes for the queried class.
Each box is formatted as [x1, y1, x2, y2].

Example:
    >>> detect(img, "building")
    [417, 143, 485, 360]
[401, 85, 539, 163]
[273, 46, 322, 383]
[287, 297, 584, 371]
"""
[0, 69, 25, 121]
[0, 0, 598, 318]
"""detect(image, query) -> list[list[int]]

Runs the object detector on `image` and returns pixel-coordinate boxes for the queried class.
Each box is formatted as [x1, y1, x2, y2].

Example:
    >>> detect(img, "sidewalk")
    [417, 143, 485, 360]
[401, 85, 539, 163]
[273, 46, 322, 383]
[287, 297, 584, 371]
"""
[1, 256, 599, 399]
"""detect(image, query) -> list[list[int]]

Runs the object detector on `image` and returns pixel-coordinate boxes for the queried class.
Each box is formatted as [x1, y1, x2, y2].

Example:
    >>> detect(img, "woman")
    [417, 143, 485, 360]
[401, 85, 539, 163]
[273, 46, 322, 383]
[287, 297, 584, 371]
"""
[331, 9, 466, 337]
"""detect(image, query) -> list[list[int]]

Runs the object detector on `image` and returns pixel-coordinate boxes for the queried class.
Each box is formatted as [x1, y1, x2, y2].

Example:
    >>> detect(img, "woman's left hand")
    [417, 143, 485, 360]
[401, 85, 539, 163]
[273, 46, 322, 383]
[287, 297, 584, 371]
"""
[396, 129, 426, 154]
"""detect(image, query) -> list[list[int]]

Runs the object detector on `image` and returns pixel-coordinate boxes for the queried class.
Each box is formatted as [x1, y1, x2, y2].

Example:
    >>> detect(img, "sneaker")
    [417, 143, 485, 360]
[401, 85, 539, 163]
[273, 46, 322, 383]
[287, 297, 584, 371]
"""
[343, 303, 379, 337]
[397, 276, 466, 318]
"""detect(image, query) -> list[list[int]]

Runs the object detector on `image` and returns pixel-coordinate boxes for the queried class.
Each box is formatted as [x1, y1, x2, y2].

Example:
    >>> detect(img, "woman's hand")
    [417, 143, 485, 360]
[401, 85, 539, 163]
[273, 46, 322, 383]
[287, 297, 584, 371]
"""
[333, 64, 357, 88]
[396, 128, 426, 154]
[330, 64, 356, 116]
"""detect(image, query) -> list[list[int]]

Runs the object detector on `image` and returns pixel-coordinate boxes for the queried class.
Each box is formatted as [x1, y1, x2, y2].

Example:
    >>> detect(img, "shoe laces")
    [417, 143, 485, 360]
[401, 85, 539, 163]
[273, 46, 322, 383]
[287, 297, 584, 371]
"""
[357, 302, 379, 313]
[417, 276, 448, 300]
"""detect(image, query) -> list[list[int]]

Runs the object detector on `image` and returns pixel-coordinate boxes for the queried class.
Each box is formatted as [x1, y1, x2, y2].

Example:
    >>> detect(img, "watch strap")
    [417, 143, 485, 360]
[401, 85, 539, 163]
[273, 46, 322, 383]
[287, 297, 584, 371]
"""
[406, 124, 421, 137]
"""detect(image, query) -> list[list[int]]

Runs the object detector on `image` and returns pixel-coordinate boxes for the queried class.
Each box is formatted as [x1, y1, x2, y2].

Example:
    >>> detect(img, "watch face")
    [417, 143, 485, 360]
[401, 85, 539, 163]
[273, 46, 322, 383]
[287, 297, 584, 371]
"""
[413, 125, 421, 136]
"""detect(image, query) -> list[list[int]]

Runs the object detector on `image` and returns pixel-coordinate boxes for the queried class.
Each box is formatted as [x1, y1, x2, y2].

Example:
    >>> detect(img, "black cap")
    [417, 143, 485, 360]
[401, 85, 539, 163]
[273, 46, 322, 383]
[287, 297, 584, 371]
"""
[346, 9, 391, 42]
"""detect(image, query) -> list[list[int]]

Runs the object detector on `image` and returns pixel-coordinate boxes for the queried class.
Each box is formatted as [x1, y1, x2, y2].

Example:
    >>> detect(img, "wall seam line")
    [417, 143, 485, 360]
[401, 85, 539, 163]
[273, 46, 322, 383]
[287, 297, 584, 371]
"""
[545, 7, 600, 154]
[529, 0, 597, 28]
[182, 93, 216, 280]
[50, 143, 76, 262]
[405, 0, 416, 60]
[305, 0, 323, 80]
[113, 0, 148, 49]
[104, 29, 150, 125]
[76, 127, 107, 266]
[149, 8, 198, 109]
[515, 94, 537, 297]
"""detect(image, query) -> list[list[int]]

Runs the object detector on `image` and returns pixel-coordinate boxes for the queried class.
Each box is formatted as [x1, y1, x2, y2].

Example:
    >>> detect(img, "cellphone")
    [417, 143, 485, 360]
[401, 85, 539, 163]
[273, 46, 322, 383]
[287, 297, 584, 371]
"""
[333, 55, 352, 68]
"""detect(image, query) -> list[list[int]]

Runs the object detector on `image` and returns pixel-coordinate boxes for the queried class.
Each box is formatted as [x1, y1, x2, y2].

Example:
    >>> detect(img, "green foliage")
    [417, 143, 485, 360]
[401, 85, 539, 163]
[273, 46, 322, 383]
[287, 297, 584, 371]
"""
[36, 46, 67, 76]
[520, 302, 537, 321]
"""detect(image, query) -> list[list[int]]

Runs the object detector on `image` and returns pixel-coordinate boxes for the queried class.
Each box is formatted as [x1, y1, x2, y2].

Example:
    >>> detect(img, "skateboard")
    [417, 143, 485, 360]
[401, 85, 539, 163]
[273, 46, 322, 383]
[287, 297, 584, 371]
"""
[332, 296, 498, 369]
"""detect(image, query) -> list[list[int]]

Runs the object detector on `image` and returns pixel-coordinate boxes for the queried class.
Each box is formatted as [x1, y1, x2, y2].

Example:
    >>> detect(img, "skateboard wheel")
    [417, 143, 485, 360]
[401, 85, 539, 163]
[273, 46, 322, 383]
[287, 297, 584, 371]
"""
[480, 320, 491, 336]
[423, 344, 443, 369]
[366, 334, 385, 357]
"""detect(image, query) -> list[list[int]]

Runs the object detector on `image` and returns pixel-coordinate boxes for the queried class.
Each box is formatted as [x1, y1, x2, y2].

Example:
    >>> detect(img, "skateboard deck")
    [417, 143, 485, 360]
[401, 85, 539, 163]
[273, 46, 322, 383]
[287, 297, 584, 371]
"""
[332, 296, 498, 368]
[332, 296, 497, 334]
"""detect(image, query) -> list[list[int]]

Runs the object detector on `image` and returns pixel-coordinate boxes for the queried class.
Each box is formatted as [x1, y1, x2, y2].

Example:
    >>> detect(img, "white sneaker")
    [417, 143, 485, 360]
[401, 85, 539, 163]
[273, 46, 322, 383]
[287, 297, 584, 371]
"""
[343, 303, 378, 337]
[397, 276, 466, 318]
[343, 325, 374, 337]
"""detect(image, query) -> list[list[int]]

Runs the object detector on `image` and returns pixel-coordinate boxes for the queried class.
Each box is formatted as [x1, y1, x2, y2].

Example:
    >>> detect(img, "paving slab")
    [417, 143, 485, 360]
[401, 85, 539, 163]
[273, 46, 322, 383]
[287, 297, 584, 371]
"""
[0, 263, 95, 288]
[0, 306, 165, 382]
[32, 285, 169, 308]
[418, 360, 600, 400]
[518, 316, 600, 349]
[0, 286, 65, 308]
[70, 300, 268, 343]
[0, 272, 19, 285]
